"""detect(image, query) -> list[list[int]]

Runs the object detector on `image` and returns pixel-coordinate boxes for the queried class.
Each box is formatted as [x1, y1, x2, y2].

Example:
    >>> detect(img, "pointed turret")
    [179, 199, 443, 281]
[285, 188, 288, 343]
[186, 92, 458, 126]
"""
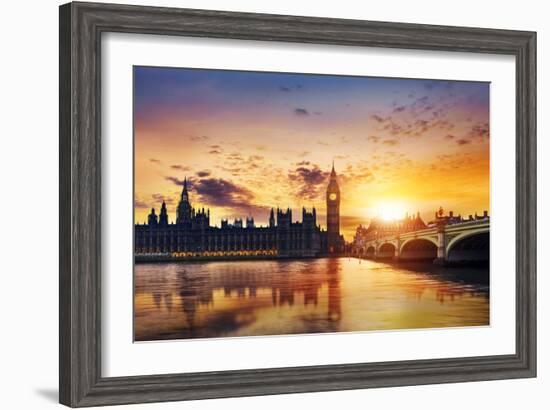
[159, 201, 168, 225]
[181, 177, 189, 201]
[269, 207, 275, 228]
[177, 176, 193, 225]
[148, 207, 158, 226]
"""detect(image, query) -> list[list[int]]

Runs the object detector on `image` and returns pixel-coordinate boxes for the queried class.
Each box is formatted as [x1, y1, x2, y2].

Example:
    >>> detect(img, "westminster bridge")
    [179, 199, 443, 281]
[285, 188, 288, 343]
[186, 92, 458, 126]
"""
[352, 218, 490, 265]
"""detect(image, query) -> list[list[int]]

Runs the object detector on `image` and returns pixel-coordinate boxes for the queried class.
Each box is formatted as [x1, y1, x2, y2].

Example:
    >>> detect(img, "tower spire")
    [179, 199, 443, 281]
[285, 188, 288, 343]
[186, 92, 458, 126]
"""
[326, 161, 340, 254]
[177, 176, 192, 225]
[181, 176, 189, 201]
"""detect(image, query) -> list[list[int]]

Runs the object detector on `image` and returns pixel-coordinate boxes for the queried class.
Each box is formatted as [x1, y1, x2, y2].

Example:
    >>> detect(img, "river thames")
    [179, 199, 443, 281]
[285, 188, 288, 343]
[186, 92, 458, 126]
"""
[134, 257, 489, 341]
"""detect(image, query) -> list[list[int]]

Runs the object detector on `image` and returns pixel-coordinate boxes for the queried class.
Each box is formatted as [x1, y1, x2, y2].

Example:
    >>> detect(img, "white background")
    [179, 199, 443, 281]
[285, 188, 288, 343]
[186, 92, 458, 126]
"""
[0, 0, 547, 409]
[102, 33, 516, 376]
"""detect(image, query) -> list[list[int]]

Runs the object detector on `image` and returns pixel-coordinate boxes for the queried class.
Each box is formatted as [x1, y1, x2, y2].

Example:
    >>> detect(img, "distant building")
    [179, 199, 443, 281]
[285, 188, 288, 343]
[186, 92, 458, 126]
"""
[353, 212, 427, 248]
[354, 212, 427, 242]
[426, 207, 489, 227]
[352, 207, 490, 253]
[135, 168, 346, 260]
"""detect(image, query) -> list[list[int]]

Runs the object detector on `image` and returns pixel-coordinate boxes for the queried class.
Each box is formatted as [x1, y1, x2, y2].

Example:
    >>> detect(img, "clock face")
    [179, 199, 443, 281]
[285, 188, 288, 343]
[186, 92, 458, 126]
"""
[329, 193, 337, 201]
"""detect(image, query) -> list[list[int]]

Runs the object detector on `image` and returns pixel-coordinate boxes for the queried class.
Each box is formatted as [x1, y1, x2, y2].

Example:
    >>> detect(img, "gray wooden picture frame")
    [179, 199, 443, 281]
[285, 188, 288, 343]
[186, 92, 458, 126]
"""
[59, 1, 537, 407]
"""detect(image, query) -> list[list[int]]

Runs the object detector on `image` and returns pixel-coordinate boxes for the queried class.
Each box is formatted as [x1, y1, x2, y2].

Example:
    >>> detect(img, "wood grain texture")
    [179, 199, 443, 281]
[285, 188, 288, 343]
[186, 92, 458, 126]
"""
[59, 1, 537, 407]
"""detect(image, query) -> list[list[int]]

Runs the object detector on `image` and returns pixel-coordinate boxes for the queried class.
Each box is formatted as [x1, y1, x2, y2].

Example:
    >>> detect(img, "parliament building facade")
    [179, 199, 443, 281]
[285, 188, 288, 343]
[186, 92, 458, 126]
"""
[135, 166, 345, 260]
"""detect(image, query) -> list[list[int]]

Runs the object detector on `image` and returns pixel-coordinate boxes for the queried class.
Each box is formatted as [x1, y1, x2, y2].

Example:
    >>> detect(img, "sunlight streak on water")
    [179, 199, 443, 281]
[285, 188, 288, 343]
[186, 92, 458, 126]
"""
[134, 257, 489, 341]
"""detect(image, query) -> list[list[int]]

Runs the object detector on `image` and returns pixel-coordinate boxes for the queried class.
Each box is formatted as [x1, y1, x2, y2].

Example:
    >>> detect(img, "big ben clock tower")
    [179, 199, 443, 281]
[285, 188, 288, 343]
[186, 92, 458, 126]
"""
[326, 163, 341, 254]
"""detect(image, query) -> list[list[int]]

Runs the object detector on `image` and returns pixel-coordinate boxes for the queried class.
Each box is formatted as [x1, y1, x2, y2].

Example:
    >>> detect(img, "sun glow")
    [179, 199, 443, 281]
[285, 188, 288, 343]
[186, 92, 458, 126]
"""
[376, 202, 407, 221]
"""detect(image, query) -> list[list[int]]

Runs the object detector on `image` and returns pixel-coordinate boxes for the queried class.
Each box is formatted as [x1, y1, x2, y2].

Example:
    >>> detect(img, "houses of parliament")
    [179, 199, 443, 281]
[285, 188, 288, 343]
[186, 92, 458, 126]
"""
[134, 165, 345, 260]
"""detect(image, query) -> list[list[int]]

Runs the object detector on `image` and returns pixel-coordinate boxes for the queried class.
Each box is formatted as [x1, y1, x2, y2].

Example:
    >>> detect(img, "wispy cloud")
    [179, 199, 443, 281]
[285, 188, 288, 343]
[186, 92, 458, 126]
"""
[288, 163, 329, 201]
[294, 108, 309, 116]
[194, 178, 270, 217]
[468, 122, 489, 140]
[170, 164, 191, 171]
[165, 176, 186, 186]
[152, 193, 175, 204]
[196, 170, 211, 178]
[189, 135, 208, 142]
[135, 199, 149, 209]
[382, 139, 399, 146]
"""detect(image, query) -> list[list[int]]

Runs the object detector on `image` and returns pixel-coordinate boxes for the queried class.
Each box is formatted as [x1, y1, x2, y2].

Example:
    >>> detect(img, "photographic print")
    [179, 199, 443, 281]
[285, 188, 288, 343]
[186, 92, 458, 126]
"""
[133, 66, 490, 342]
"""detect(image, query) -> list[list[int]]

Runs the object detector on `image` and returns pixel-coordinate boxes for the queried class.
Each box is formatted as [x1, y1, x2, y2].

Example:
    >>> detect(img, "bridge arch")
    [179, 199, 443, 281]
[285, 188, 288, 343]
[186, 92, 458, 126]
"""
[378, 242, 396, 259]
[365, 246, 376, 258]
[399, 236, 438, 254]
[446, 230, 489, 264]
[445, 228, 489, 255]
[400, 238, 438, 261]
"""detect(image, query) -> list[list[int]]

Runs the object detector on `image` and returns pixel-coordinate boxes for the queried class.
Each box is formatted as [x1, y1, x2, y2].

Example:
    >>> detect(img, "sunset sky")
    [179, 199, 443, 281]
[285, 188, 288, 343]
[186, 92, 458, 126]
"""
[134, 66, 490, 241]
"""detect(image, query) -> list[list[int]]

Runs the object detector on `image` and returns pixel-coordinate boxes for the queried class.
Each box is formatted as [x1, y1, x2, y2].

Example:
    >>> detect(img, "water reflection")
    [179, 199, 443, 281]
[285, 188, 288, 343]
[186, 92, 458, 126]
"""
[134, 257, 489, 341]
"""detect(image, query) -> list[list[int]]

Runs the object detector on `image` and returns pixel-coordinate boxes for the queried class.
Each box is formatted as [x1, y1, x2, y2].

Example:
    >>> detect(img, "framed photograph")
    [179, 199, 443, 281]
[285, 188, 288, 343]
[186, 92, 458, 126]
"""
[59, 1, 536, 407]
